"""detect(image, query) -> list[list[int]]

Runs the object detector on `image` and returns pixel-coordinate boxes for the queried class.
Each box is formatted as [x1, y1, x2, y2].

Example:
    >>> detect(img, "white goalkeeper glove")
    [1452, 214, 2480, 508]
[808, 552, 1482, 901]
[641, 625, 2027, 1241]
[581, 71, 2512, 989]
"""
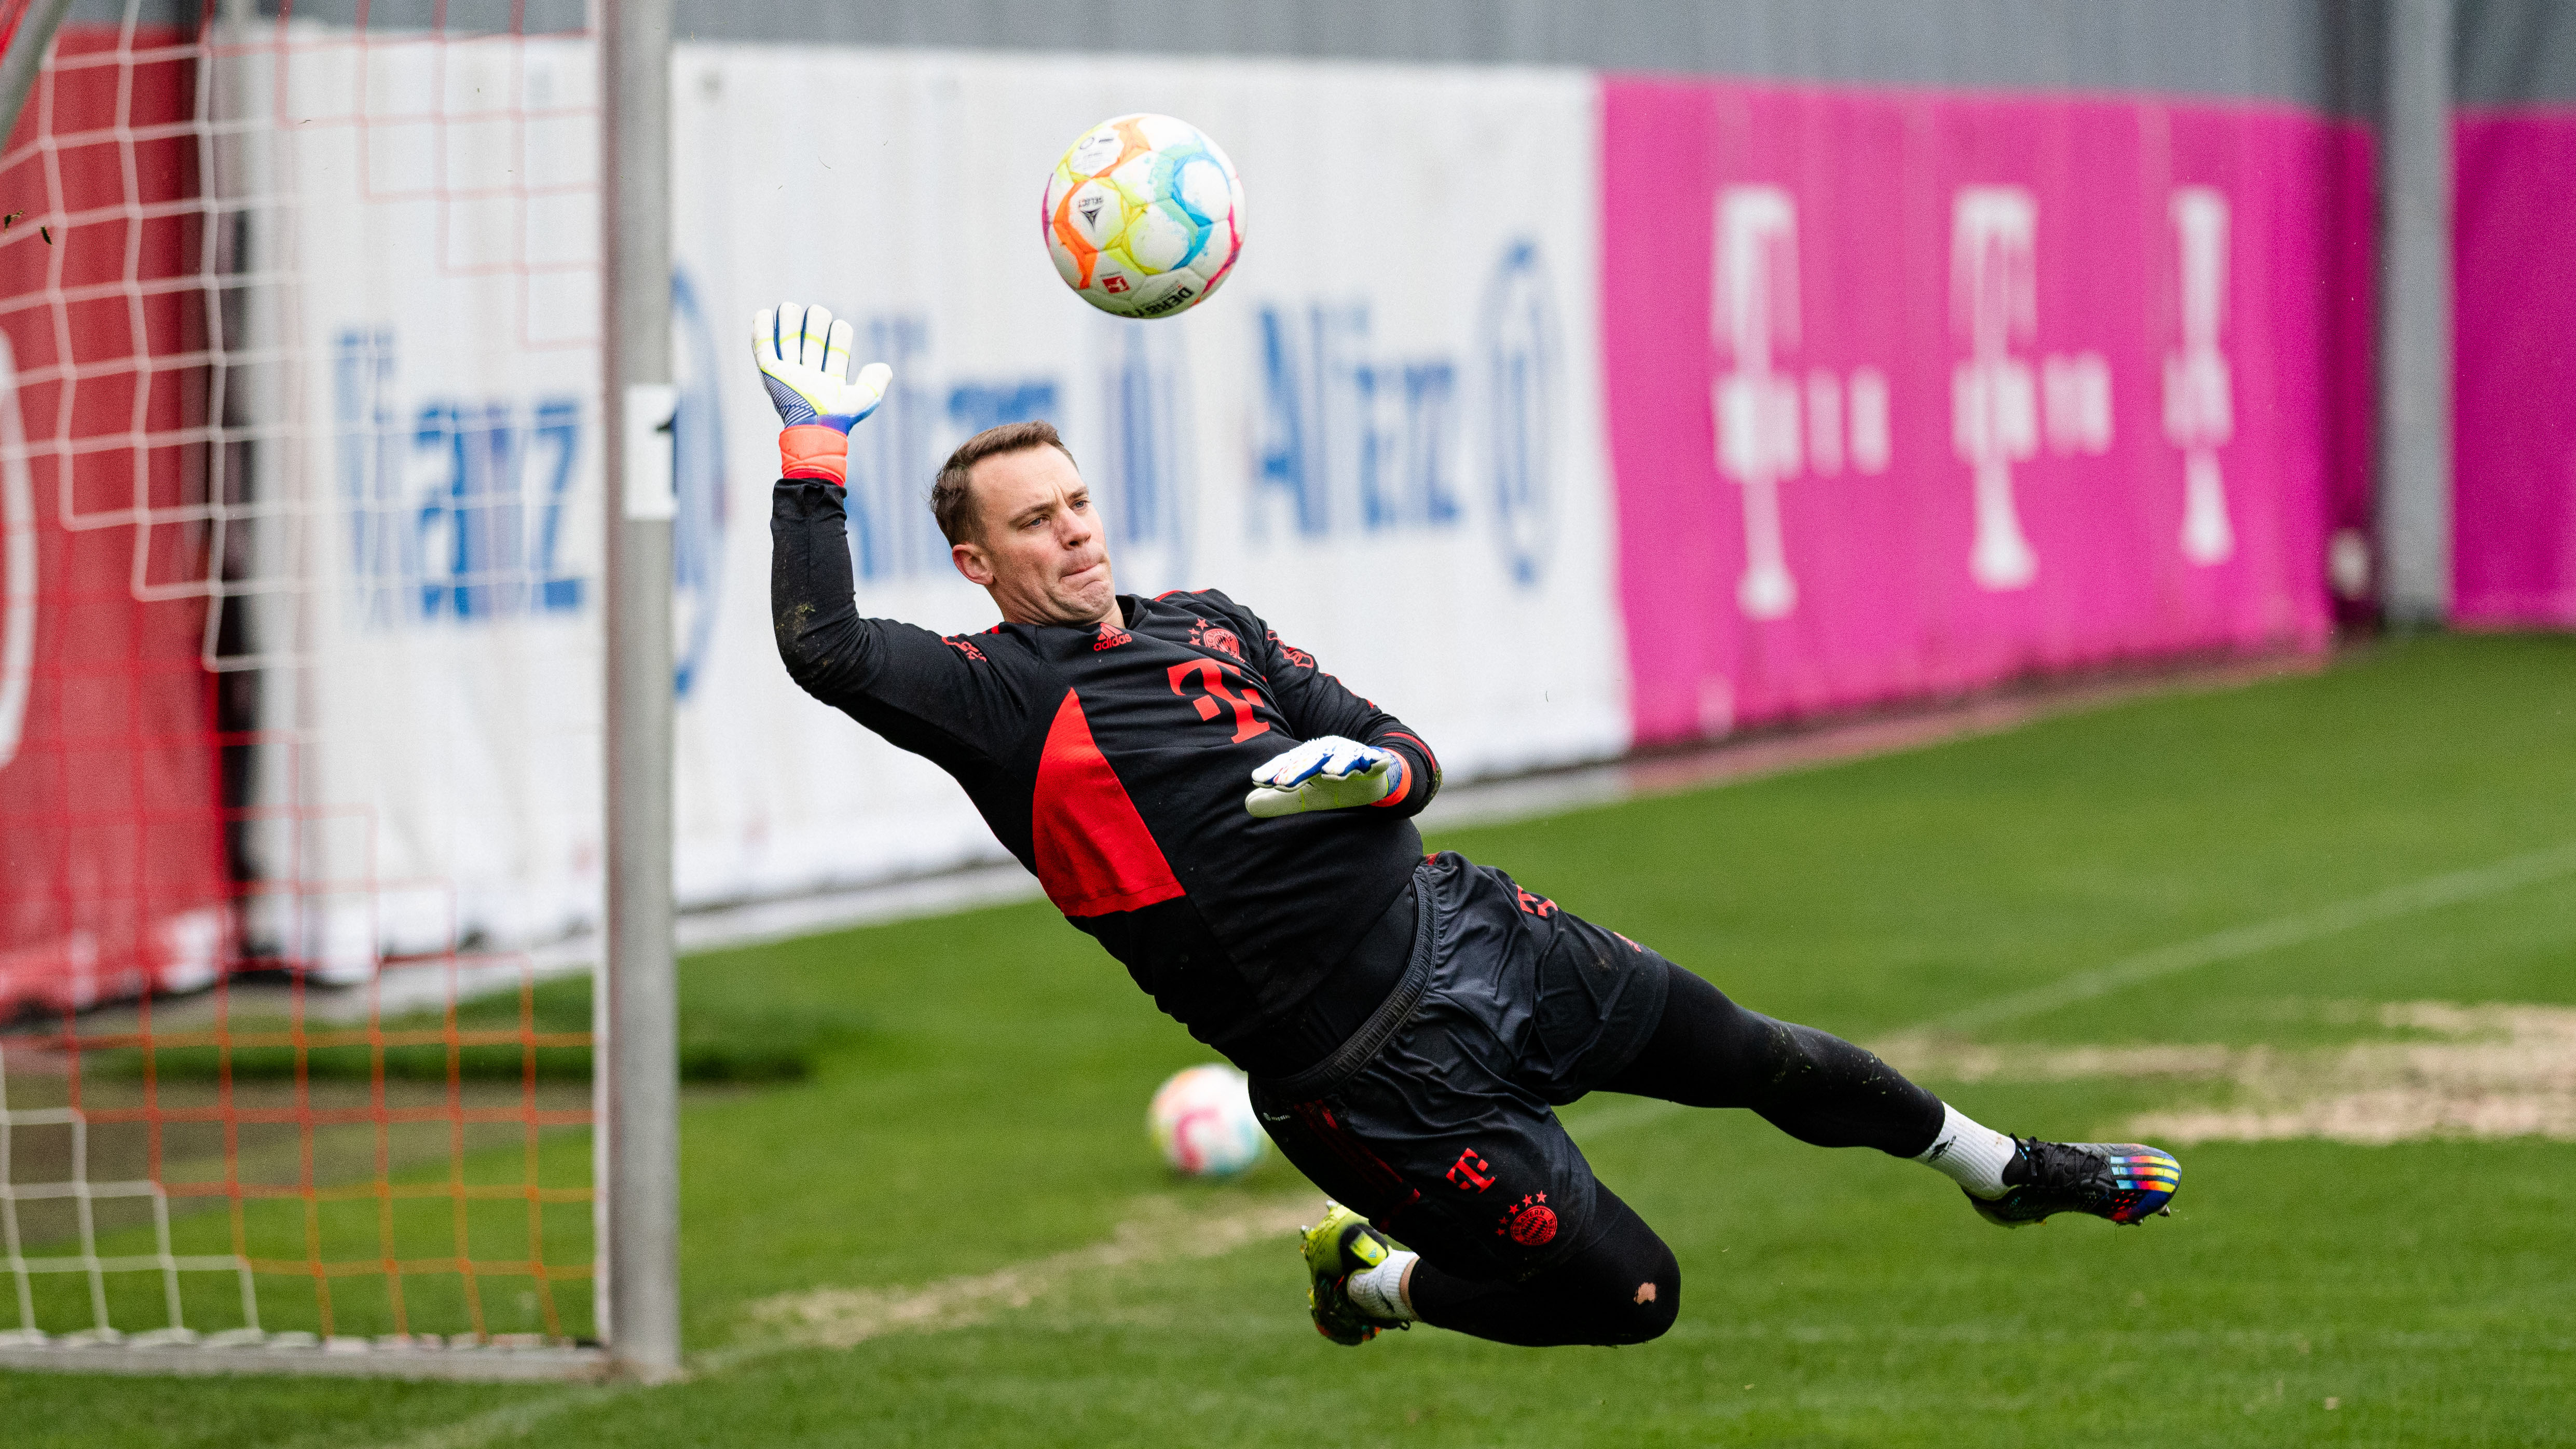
[1245, 736, 1405, 819]
[753, 302, 892, 485]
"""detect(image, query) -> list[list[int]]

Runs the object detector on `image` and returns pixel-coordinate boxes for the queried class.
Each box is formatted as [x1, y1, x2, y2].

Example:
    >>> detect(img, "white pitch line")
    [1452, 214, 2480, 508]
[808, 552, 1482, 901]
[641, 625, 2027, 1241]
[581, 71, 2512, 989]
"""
[711, 1195, 1313, 1365]
[380, 1385, 631, 1449]
[373, 1197, 1313, 1449]
[1919, 838, 2576, 1036]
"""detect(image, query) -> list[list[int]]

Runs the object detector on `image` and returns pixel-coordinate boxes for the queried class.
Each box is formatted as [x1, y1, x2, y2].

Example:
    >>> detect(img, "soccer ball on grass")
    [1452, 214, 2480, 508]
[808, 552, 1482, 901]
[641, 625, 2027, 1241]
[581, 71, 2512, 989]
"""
[1147, 1062, 1267, 1178]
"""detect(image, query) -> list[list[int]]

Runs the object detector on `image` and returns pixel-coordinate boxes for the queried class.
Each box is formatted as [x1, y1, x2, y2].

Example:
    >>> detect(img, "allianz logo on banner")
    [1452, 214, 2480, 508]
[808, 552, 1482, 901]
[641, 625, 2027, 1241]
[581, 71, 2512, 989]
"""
[333, 239, 1571, 668]
[1253, 302, 1461, 537]
[1092, 321, 1196, 590]
[837, 312, 1063, 586]
[333, 329, 587, 626]
[818, 239, 1565, 594]
[672, 269, 729, 698]
[1255, 241, 1560, 589]
[330, 270, 730, 703]
[730, 305, 1198, 594]
[1713, 185, 2235, 619]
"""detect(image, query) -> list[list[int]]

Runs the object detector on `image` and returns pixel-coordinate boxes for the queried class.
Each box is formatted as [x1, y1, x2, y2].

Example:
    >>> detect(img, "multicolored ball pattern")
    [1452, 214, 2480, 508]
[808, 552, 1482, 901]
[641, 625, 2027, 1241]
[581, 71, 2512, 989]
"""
[1043, 113, 1244, 319]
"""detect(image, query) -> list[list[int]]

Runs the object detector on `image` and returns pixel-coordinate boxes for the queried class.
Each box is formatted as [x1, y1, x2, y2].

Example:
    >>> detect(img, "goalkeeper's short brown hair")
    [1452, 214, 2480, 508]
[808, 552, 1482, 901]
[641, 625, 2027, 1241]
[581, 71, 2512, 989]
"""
[933, 420, 1079, 546]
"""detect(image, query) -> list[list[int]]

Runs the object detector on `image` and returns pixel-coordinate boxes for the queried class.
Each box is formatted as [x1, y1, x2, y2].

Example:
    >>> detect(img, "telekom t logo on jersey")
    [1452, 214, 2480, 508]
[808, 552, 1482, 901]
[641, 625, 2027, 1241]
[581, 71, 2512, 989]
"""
[1710, 186, 1890, 621]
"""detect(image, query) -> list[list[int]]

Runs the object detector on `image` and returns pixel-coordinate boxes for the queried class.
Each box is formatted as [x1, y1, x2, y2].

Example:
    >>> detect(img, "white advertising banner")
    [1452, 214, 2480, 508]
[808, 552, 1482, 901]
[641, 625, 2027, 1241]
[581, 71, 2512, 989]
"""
[230, 35, 1632, 961]
[667, 45, 1629, 907]
[234, 29, 606, 968]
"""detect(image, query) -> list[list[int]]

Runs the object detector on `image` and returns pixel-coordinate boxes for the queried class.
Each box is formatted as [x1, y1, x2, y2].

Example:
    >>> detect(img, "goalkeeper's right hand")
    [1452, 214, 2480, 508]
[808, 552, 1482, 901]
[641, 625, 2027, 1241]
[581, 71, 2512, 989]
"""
[754, 302, 892, 485]
[1244, 736, 1405, 818]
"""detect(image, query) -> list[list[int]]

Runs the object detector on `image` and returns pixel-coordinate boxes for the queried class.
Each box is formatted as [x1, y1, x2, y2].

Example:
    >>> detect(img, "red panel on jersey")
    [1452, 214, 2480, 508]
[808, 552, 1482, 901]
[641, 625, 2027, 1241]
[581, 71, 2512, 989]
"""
[1032, 688, 1185, 917]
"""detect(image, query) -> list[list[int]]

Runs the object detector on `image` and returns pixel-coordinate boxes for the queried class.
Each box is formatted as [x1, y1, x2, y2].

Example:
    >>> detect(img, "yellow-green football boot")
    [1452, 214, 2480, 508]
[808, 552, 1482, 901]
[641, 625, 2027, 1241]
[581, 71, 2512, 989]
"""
[1298, 1200, 1407, 1345]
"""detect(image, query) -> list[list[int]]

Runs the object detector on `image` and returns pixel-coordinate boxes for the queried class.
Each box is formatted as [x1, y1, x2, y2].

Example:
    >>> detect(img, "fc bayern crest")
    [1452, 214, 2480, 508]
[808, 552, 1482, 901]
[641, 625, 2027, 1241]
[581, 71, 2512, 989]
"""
[1187, 617, 1241, 659]
[1496, 1192, 1558, 1246]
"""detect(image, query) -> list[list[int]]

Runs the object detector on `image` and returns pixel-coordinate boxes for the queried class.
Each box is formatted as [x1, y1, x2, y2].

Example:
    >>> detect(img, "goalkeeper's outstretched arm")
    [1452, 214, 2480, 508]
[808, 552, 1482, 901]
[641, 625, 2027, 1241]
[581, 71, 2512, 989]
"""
[760, 302, 1035, 769]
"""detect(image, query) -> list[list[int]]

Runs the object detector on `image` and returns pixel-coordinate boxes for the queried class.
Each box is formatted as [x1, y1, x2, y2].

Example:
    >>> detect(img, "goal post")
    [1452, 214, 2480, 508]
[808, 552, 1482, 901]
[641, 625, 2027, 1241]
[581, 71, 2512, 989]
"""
[0, 0, 676, 1382]
[0, 0, 75, 148]
[600, 0, 680, 1386]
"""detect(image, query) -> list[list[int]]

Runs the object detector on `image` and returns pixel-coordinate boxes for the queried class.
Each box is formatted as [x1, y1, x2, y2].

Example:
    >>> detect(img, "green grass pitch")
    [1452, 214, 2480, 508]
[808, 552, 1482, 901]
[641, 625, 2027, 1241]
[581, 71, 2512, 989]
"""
[6, 633, 2573, 1446]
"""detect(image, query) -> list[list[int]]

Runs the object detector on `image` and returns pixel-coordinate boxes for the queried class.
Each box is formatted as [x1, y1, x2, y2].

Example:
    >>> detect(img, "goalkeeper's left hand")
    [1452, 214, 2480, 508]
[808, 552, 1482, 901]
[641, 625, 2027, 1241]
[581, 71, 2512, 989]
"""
[753, 302, 892, 485]
[1245, 736, 1405, 818]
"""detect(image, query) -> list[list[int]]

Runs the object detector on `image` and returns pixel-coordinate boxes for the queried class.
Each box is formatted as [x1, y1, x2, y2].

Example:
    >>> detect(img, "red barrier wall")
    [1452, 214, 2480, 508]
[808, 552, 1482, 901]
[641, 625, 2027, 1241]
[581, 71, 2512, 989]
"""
[0, 25, 227, 1015]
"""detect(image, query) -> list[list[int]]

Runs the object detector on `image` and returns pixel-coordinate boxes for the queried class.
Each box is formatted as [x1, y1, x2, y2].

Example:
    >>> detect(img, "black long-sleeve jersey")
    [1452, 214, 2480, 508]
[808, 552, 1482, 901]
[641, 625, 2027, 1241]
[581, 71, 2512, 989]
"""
[771, 479, 1443, 1048]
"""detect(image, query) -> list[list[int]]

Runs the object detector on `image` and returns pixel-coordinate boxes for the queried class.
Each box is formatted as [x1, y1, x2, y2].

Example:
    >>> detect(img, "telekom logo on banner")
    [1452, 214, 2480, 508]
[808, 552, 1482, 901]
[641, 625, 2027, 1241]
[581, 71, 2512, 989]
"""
[2166, 187, 2236, 566]
[1949, 187, 2042, 591]
[1711, 186, 1889, 620]
[1604, 79, 2357, 742]
[1949, 187, 2115, 592]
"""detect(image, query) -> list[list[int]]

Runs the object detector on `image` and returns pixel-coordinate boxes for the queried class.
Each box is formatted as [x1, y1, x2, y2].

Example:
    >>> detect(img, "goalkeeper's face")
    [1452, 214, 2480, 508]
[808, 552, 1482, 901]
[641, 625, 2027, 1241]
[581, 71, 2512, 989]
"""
[950, 444, 1119, 627]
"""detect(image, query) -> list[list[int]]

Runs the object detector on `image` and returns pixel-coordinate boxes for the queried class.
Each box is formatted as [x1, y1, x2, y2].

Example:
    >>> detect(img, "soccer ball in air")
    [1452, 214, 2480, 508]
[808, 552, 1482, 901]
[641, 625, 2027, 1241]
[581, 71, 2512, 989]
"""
[1043, 113, 1244, 319]
[1147, 1063, 1267, 1178]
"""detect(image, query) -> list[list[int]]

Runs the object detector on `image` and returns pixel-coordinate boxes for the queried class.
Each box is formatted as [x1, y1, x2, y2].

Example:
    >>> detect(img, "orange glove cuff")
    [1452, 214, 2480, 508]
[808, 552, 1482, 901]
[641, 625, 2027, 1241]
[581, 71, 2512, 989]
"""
[779, 424, 848, 484]
[1369, 754, 1411, 808]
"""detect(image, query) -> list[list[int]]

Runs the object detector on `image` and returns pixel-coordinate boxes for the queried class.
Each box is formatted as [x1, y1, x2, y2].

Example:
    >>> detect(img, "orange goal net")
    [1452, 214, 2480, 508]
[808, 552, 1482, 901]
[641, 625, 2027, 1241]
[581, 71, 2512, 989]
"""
[0, 1, 609, 1366]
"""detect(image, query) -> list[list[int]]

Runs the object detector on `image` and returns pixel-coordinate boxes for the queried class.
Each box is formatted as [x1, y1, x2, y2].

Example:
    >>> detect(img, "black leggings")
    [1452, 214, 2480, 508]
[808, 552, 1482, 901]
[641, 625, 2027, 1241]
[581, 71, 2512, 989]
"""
[1602, 964, 1944, 1155]
[1408, 1183, 1678, 1346]
[1408, 964, 1942, 1347]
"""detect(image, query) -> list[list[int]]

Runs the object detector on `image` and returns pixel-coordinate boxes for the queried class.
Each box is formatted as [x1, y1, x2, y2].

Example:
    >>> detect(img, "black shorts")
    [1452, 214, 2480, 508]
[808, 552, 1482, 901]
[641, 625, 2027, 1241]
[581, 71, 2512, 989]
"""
[1249, 850, 1672, 1281]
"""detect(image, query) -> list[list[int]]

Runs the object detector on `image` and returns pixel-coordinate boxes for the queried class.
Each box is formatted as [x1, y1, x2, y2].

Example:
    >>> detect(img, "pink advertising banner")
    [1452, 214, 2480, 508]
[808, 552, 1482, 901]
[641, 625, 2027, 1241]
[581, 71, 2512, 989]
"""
[1600, 78, 2373, 745]
[2454, 111, 2576, 628]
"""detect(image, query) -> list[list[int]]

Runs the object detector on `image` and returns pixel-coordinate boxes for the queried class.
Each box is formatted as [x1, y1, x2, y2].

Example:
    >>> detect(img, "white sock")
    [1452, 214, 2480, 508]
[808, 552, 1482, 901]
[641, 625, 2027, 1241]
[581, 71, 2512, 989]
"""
[1913, 1104, 2021, 1199]
[1346, 1251, 1419, 1322]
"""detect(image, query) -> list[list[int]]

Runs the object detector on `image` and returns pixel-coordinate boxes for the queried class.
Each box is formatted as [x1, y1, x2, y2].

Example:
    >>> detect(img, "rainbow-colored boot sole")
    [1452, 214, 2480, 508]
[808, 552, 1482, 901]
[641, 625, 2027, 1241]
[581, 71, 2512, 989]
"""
[1970, 1139, 2181, 1227]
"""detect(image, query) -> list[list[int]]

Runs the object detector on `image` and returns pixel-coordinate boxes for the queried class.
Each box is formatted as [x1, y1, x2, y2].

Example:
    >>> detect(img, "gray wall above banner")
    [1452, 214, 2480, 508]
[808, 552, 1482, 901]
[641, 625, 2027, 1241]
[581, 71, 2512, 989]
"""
[665, 0, 2388, 115]
[182, 0, 2383, 114]
[125, 0, 2576, 114]
[90, 1, 2576, 114]
[2456, 0, 2576, 104]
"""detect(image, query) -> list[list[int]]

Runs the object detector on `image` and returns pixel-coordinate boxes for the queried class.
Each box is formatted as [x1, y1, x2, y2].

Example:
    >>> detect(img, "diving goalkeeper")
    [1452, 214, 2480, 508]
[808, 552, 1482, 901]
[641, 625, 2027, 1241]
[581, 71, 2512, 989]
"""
[757, 302, 2181, 1349]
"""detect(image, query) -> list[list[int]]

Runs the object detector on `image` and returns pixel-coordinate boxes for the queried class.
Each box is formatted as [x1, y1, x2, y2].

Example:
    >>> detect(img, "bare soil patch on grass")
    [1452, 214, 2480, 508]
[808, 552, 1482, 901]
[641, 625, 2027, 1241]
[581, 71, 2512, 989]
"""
[1878, 1002, 2576, 1145]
